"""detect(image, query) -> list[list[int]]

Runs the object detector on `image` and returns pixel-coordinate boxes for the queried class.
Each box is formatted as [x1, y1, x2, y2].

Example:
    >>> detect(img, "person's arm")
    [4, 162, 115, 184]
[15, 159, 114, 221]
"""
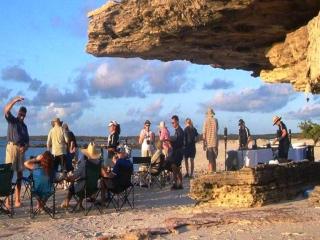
[4, 96, 24, 118]
[150, 131, 155, 143]
[138, 130, 144, 145]
[202, 122, 207, 151]
[66, 157, 85, 181]
[24, 156, 40, 170]
[47, 130, 52, 151]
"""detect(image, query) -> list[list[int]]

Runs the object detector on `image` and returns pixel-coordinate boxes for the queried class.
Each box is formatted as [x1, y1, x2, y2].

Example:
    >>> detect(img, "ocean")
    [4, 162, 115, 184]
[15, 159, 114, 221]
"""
[0, 139, 141, 178]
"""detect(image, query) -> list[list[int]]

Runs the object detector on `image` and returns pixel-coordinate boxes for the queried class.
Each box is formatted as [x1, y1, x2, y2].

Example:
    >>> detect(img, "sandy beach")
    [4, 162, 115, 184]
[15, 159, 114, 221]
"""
[1, 138, 320, 240]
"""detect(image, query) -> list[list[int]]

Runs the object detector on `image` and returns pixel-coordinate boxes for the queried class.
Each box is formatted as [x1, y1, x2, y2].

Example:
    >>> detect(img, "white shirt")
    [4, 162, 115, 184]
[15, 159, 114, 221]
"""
[139, 129, 154, 152]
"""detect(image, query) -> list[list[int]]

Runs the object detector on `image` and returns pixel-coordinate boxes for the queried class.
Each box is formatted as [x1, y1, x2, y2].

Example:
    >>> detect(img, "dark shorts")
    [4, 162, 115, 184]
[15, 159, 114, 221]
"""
[206, 147, 218, 164]
[69, 184, 75, 194]
[54, 154, 67, 172]
[165, 149, 183, 170]
[184, 144, 196, 159]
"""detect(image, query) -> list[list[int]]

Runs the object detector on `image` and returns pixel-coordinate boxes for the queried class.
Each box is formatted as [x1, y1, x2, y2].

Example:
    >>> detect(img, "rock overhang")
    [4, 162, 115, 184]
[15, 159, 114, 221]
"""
[86, 0, 320, 93]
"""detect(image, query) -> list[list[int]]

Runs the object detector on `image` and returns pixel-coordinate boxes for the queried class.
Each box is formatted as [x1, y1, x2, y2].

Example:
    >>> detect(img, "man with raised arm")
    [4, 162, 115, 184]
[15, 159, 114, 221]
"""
[4, 96, 29, 208]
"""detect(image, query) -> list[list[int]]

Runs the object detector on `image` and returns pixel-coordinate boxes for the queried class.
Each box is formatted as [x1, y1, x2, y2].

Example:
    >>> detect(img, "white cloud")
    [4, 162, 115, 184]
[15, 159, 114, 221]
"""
[208, 84, 295, 113]
[286, 103, 320, 120]
[77, 58, 192, 98]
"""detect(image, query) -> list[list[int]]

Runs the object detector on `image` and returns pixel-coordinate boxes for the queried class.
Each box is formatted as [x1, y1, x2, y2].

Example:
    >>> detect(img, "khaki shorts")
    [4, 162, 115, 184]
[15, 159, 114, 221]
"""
[142, 150, 153, 157]
[5, 143, 25, 172]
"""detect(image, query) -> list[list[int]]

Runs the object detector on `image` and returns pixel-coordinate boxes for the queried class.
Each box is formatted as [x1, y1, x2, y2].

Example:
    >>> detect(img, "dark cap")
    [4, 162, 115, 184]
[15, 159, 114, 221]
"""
[19, 106, 27, 113]
[238, 119, 245, 126]
[144, 120, 151, 125]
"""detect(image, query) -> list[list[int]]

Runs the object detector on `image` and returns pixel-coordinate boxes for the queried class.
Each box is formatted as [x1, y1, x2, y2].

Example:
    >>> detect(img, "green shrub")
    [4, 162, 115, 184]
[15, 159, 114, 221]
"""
[299, 120, 320, 145]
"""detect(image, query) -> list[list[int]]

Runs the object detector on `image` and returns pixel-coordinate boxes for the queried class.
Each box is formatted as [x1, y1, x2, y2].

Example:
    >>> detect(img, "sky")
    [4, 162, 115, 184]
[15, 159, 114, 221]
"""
[0, 0, 318, 137]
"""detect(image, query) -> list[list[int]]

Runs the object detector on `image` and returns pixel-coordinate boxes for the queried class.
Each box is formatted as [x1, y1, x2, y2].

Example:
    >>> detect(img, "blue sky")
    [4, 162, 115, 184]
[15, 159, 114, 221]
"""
[0, 0, 318, 137]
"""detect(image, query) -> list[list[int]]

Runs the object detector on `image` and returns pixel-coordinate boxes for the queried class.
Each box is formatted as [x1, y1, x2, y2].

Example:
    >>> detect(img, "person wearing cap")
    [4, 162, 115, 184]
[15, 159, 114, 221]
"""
[47, 117, 68, 173]
[61, 142, 101, 209]
[202, 107, 219, 173]
[100, 145, 133, 205]
[158, 121, 172, 157]
[272, 116, 290, 163]
[138, 120, 155, 157]
[4, 96, 29, 208]
[238, 119, 251, 150]
[106, 120, 120, 166]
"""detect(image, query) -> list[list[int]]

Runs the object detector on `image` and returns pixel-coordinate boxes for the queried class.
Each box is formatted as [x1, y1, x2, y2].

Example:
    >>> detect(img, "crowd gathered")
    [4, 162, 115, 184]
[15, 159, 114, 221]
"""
[3, 96, 290, 211]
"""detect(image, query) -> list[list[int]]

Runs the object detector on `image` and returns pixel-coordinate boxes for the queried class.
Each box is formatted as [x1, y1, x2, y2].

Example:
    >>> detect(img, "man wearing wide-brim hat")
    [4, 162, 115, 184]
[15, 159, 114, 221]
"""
[61, 142, 101, 209]
[47, 117, 68, 173]
[272, 116, 290, 163]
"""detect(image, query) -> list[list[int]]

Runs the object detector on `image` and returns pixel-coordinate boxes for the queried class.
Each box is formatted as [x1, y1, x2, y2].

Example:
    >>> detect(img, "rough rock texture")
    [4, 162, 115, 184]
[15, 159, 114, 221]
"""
[309, 185, 320, 206]
[86, 0, 320, 92]
[190, 161, 320, 207]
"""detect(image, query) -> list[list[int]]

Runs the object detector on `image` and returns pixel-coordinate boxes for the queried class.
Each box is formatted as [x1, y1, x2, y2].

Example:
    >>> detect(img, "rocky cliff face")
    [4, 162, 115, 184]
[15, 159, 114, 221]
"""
[86, 0, 320, 93]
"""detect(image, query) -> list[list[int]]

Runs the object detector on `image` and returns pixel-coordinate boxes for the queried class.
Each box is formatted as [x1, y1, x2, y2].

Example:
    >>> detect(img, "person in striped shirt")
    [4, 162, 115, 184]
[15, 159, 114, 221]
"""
[202, 108, 219, 173]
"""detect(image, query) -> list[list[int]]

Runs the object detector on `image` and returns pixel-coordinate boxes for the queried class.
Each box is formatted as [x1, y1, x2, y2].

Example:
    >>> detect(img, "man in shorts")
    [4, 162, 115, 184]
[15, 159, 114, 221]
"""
[4, 96, 29, 207]
[203, 108, 219, 172]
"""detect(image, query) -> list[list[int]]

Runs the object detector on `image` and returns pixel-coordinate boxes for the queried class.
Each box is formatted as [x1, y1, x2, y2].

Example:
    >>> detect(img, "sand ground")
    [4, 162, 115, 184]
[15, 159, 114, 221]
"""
[1, 138, 320, 240]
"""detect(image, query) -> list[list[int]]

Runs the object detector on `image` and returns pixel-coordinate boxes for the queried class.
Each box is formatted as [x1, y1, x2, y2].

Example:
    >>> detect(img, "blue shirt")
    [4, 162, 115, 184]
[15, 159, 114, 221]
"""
[112, 158, 133, 180]
[5, 111, 29, 146]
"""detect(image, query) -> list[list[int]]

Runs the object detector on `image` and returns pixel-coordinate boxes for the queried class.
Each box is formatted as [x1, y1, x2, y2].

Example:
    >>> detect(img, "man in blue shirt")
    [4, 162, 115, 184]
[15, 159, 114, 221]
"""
[100, 145, 133, 204]
[4, 96, 29, 208]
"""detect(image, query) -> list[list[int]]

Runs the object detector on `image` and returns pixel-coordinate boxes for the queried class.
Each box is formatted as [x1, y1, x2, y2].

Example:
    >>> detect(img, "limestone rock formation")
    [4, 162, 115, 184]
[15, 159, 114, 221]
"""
[86, 0, 320, 92]
[190, 161, 320, 207]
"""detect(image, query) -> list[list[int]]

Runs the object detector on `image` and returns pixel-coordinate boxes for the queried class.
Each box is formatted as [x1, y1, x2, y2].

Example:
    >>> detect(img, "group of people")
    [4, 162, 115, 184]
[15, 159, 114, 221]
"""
[3, 95, 291, 209]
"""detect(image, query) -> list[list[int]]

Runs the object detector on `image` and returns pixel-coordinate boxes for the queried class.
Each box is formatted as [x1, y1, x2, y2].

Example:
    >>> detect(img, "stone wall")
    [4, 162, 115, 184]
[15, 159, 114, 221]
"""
[190, 161, 320, 207]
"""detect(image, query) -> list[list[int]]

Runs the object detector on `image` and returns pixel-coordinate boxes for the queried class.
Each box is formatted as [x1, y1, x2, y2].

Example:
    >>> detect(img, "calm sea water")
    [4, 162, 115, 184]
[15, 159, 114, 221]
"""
[0, 139, 140, 178]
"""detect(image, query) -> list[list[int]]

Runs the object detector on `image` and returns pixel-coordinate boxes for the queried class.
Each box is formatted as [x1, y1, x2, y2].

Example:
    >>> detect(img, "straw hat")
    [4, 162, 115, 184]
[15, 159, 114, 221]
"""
[272, 116, 281, 125]
[81, 142, 101, 159]
[206, 107, 215, 116]
[51, 117, 63, 126]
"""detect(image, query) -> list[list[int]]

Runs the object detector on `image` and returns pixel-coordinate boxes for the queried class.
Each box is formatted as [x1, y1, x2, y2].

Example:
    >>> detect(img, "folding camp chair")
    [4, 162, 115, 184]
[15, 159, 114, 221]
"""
[149, 154, 167, 189]
[72, 160, 102, 216]
[30, 167, 56, 219]
[106, 165, 134, 211]
[132, 157, 151, 188]
[21, 174, 32, 199]
[0, 163, 15, 217]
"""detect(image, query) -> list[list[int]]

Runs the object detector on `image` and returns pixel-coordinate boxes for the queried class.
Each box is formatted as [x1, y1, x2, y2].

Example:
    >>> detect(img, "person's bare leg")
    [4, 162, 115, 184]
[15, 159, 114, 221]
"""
[184, 157, 189, 177]
[61, 191, 73, 208]
[190, 158, 194, 177]
[208, 162, 213, 173]
[212, 158, 217, 172]
[15, 171, 22, 207]
[177, 168, 183, 187]
[171, 164, 178, 185]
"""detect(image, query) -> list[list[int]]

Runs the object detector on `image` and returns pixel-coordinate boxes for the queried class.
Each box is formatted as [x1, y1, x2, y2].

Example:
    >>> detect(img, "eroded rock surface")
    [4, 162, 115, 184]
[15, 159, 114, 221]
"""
[86, 0, 320, 92]
[190, 161, 320, 207]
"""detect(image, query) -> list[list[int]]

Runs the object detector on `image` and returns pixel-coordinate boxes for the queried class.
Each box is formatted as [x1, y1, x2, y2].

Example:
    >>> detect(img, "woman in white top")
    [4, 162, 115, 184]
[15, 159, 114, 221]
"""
[139, 120, 155, 157]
